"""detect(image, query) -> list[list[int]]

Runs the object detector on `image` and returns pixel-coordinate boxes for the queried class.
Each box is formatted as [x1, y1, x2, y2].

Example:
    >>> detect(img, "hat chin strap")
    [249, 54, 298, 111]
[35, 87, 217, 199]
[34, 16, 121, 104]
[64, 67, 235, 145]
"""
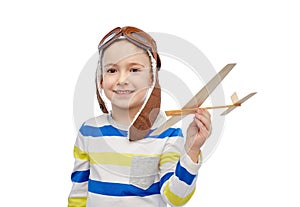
[128, 80, 161, 141]
[95, 59, 109, 114]
[96, 85, 108, 113]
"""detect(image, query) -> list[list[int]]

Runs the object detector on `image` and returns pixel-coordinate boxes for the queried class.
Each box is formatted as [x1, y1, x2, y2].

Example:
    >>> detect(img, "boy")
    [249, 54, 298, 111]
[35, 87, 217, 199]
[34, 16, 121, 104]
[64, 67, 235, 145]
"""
[68, 26, 211, 207]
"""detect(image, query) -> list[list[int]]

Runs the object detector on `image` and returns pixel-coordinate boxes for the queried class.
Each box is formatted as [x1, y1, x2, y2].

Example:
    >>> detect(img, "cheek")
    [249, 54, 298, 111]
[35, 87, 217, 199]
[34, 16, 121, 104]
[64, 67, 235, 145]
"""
[133, 76, 152, 89]
[101, 78, 115, 100]
[142, 72, 153, 85]
[102, 76, 116, 89]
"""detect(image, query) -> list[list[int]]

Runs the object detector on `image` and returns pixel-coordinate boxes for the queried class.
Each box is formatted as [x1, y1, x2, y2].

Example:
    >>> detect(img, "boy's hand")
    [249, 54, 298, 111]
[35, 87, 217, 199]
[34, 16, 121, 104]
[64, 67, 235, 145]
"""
[185, 109, 212, 163]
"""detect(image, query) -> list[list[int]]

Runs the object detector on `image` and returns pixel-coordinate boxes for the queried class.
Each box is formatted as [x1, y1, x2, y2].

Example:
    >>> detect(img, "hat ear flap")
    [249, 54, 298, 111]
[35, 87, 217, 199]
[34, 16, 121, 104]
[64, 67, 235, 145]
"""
[96, 80, 109, 113]
[128, 81, 161, 141]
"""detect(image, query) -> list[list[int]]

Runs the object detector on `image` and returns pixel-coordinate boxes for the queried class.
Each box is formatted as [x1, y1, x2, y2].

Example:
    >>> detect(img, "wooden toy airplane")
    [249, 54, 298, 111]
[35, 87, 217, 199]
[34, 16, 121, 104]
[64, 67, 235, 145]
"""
[150, 63, 256, 136]
[165, 92, 257, 116]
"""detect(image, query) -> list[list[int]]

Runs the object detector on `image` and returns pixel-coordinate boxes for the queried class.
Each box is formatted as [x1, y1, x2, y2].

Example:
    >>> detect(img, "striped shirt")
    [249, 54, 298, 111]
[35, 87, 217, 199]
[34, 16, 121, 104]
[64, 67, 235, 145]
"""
[68, 113, 201, 207]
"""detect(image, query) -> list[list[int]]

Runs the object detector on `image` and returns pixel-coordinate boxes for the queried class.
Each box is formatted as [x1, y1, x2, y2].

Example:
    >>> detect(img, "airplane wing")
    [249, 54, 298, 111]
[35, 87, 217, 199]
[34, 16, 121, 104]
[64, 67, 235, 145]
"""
[150, 63, 236, 136]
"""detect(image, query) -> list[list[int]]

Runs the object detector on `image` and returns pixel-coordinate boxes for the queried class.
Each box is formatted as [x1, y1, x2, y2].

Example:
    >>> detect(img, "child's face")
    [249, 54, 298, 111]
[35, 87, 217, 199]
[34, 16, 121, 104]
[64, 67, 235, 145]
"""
[101, 40, 152, 112]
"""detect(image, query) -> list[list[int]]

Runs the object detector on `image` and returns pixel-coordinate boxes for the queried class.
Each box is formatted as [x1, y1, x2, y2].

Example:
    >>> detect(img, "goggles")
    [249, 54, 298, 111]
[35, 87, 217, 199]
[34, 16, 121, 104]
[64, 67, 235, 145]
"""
[98, 26, 160, 69]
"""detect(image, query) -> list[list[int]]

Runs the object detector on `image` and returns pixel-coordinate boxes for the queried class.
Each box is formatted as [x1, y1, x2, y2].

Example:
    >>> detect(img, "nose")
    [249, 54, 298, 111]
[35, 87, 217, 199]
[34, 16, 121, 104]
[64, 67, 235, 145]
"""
[117, 70, 129, 85]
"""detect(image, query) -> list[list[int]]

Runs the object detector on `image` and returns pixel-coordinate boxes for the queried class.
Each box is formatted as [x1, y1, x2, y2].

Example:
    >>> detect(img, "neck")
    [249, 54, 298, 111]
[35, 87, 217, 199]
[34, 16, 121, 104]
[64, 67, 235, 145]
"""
[111, 105, 142, 126]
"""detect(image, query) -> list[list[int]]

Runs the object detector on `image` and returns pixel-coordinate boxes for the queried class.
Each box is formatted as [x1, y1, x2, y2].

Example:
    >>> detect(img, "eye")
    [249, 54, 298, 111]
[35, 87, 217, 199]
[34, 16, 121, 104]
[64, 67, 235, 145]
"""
[130, 68, 140, 72]
[106, 68, 118, 73]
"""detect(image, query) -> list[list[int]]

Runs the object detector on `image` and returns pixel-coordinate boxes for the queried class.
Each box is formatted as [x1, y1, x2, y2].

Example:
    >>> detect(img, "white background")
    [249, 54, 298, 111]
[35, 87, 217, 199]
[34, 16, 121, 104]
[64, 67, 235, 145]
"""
[1, 0, 299, 206]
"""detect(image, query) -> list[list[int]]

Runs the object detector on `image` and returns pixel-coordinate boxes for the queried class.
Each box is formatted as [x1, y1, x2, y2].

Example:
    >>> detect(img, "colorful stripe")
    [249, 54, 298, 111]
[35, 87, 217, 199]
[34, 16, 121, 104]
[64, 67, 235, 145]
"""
[164, 182, 196, 206]
[68, 197, 87, 207]
[80, 125, 127, 137]
[89, 152, 160, 166]
[160, 152, 181, 166]
[159, 172, 174, 188]
[71, 170, 90, 183]
[175, 161, 196, 185]
[74, 146, 88, 160]
[88, 179, 160, 197]
[88, 172, 174, 197]
[80, 124, 183, 139]
[148, 128, 183, 139]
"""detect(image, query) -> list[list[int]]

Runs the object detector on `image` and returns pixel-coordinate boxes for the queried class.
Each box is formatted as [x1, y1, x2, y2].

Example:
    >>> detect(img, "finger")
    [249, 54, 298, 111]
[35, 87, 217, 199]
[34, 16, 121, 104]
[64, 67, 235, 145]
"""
[194, 118, 211, 140]
[195, 112, 211, 130]
[197, 109, 211, 119]
[194, 116, 206, 131]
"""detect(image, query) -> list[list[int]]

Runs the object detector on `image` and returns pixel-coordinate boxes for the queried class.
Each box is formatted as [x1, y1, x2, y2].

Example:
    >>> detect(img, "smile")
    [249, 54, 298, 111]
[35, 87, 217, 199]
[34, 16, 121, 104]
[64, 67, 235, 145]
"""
[113, 90, 135, 94]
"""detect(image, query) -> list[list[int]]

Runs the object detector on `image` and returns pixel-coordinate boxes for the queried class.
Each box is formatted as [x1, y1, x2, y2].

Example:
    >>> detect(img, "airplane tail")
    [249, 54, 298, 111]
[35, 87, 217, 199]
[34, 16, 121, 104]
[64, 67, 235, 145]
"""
[221, 92, 257, 115]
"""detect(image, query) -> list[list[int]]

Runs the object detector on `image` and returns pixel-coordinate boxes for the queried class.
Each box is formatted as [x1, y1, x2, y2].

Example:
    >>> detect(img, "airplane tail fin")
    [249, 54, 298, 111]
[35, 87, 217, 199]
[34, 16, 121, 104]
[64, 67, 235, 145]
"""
[221, 92, 257, 115]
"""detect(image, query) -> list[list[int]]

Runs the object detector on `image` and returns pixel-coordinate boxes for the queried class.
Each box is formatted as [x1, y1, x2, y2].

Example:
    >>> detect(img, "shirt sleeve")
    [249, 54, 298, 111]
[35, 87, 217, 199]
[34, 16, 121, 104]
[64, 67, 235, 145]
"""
[68, 124, 90, 207]
[159, 128, 201, 207]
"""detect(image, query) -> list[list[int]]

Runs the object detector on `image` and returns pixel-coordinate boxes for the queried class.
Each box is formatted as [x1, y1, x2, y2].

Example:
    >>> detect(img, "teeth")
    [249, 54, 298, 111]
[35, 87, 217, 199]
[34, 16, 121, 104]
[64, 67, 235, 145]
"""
[114, 90, 133, 94]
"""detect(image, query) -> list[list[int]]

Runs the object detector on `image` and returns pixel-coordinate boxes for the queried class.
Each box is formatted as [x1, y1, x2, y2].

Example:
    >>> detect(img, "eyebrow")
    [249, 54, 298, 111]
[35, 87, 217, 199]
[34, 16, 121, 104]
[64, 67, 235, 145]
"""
[104, 62, 146, 68]
[128, 62, 145, 68]
[104, 63, 118, 68]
